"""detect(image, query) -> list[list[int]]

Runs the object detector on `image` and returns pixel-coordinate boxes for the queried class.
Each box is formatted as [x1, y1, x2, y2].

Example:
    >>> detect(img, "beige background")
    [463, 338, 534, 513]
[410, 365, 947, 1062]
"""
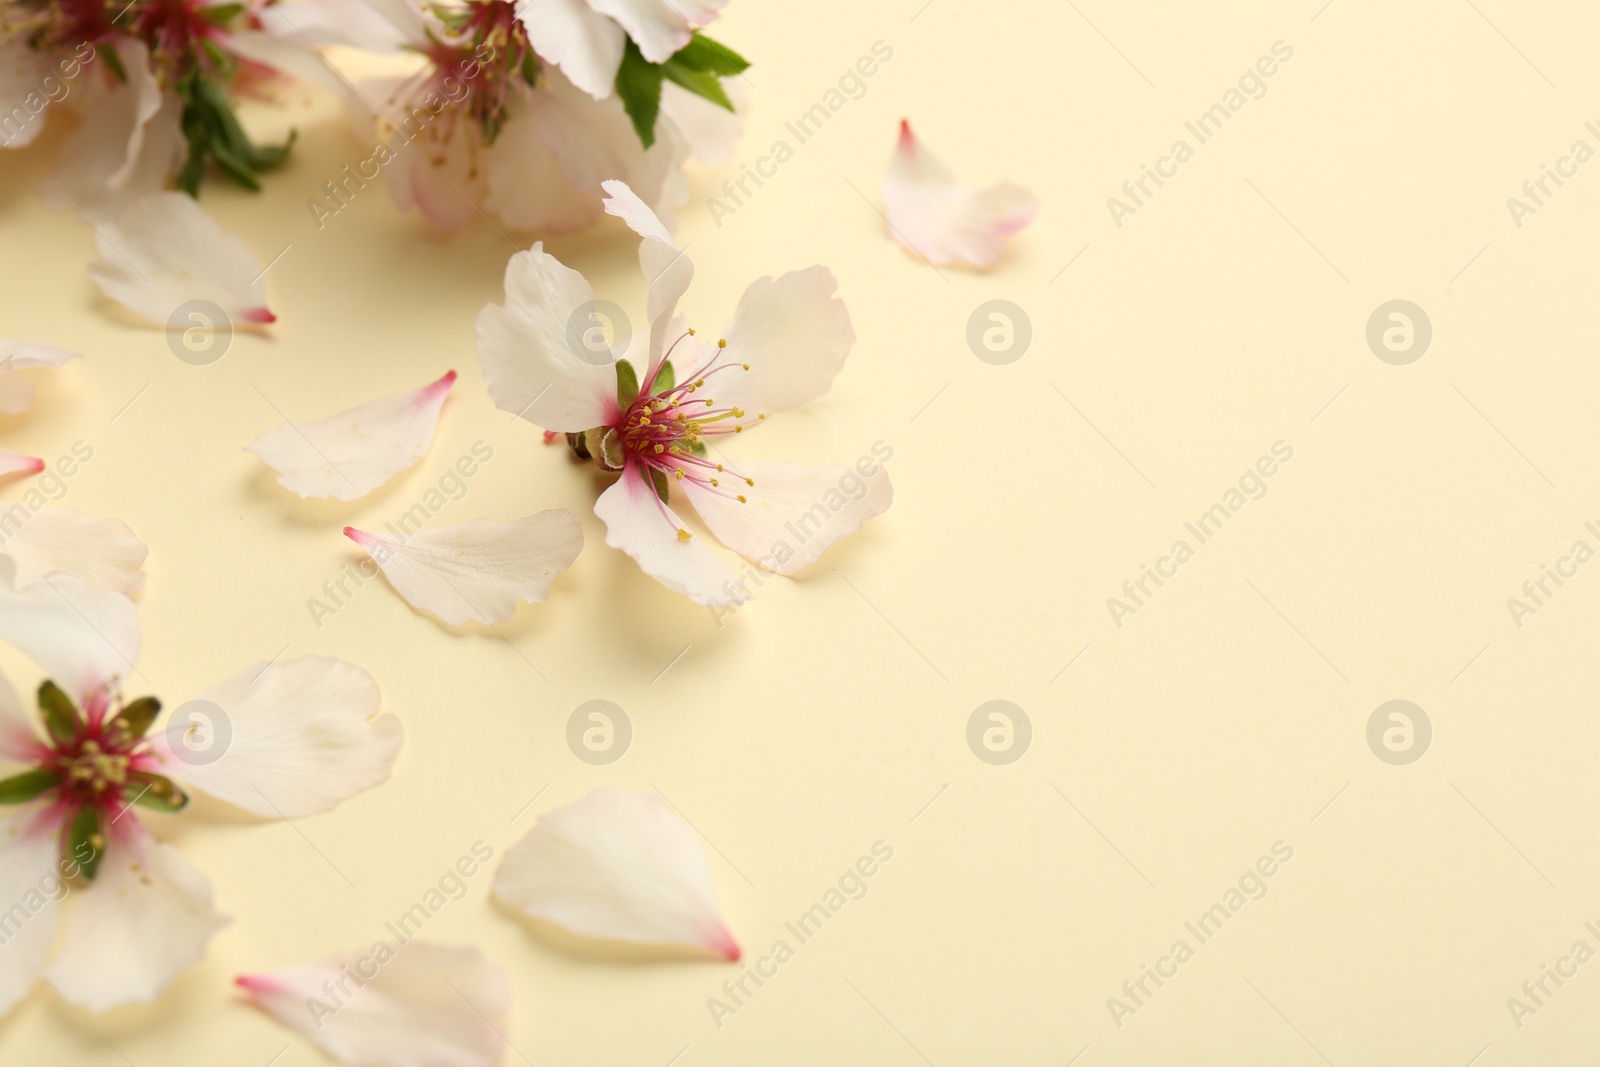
[4, 0, 1600, 1063]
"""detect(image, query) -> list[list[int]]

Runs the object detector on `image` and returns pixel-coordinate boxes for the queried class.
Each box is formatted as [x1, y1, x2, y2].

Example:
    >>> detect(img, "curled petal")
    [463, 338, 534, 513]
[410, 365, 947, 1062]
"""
[238, 942, 512, 1067]
[586, 0, 727, 64]
[682, 459, 892, 576]
[0, 341, 80, 416]
[149, 657, 401, 819]
[246, 371, 455, 500]
[601, 179, 692, 370]
[0, 449, 44, 476]
[0, 808, 61, 1018]
[44, 827, 230, 1013]
[258, 0, 413, 52]
[0, 508, 147, 596]
[493, 787, 741, 959]
[522, 0, 626, 98]
[882, 120, 1038, 269]
[710, 266, 854, 417]
[0, 556, 140, 709]
[594, 465, 745, 607]
[476, 244, 615, 432]
[346, 511, 583, 626]
[88, 192, 274, 326]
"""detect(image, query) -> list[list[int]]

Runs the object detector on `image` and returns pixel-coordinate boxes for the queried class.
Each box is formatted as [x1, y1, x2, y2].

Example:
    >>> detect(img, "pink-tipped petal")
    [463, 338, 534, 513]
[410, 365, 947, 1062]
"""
[347, 511, 584, 626]
[149, 657, 401, 819]
[239, 942, 511, 1067]
[882, 120, 1038, 269]
[245, 373, 454, 500]
[0, 449, 44, 475]
[493, 787, 742, 960]
[593, 464, 747, 607]
[240, 307, 277, 325]
[88, 192, 273, 325]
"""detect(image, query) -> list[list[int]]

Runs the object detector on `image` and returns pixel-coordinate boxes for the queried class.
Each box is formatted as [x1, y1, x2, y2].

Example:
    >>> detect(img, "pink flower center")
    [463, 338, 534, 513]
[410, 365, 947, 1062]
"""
[406, 0, 537, 144]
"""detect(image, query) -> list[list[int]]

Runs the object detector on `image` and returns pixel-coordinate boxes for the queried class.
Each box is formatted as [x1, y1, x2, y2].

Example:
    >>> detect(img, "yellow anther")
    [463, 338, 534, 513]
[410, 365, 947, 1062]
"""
[694, 378, 705, 387]
[757, 413, 767, 420]
[710, 478, 719, 487]
[676, 528, 692, 540]
[737, 494, 747, 503]
[653, 444, 665, 454]
[705, 399, 714, 407]
[741, 363, 750, 370]
[717, 338, 727, 348]
[716, 464, 724, 472]
[744, 477, 754, 486]
[638, 415, 651, 425]
[734, 426, 743, 433]
[732, 407, 745, 418]
[687, 327, 696, 335]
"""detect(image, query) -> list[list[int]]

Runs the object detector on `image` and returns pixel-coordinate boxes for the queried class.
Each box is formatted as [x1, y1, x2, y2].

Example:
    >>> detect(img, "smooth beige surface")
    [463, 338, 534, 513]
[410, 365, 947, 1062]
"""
[4, 0, 1600, 1063]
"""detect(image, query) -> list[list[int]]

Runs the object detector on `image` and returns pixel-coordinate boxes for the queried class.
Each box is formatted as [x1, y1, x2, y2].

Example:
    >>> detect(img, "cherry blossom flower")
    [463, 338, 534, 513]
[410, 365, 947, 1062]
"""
[476, 180, 892, 607]
[882, 119, 1038, 269]
[0, 558, 402, 1015]
[1, 0, 345, 216]
[283, 0, 748, 234]
[493, 787, 741, 960]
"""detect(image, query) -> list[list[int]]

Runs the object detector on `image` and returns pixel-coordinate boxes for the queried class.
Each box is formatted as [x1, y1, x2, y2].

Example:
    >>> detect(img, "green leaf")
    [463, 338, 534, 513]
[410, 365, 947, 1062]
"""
[649, 467, 670, 504]
[615, 358, 640, 408]
[654, 360, 676, 392]
[662, 60, 732, 111]
[111, 697, 162, 743]
[67, 806, 105, 881]
[200, 3, 244, 27]
[672, 33, 749, 76]
[614, 39, 664, 148]
[38, 681, 80, 745]
[128, 773, 189, 814]
[0, 769, 56, 806]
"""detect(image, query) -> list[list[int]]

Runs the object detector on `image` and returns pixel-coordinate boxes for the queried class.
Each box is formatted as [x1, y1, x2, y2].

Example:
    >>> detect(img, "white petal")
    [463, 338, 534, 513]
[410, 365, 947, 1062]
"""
[258, 0, 412, 51]
[682, 459, 891, 576]
[475, 244, 615, 432]
[346, 511, 583, 626]
[44, 829, 230, 1013]
[493, 787, 741, 959]
[0, 808, 62, 1018]
[882, 120, 1038, 269]
[0, 341, 79, 415]
[660, 77, 747, 164]
[228, 28, 360, 102]
[708, 266, 854, 416]
[601, 179, 691, 370]
[246, 371, 455, 500]
[0, 449, 44, 476]
[0, 663, 39, 766]
[483, 98, 604, 233]
[522, 0, 626, 98]
[89, 192, 275, 327]
[0, 508, 147, 596]
[530, 69, 679, 219]
[0, 556, 140, 709]
[383, 120, 485, 233]
[37, 44, 183, 219]
[149, 657, 401, 819]
[585, 0, 726, 63]
[594, 465, 745, 607]
[0, 40, 55, 149]
[238, 942, 511, 1067]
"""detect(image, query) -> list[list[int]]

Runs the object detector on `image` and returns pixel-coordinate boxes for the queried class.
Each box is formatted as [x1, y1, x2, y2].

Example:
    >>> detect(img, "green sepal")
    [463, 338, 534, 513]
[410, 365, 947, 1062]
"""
[111, 697, 162, 743]
[672, 33, 750, 76]
[38, 681, 81, 745]
[98, 43, 128, 84]
[67, 805, 105, 881]
[520, 48, 539, 88]
[128, 772, 189, 814]
[176, 73, 297, 196]
[654, 360, 676, 392]
[615, 359, 640, 408]
[565, 430, 592, 461]
[615, 38, 665, 148]
[200, 3, 244, 26]
[687, 439, 707, 457]
[0, 769, 57, 806]
[662, 61, 732, 111]
[649, 467, 670, 504]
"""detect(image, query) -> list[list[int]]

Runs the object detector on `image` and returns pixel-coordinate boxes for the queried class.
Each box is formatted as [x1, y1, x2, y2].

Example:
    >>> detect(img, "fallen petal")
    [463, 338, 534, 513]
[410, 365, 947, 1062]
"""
[882, 119, 1038, 269]
[346, 511, 583, 626]
[0, 509, 148, 596]
[88, 192, 274, 326]
[246, 372, 455, 500]
[238, 942, 511, 1067]
[493, 786, 741, 960]
[0, 449, 44, 476]
[0, 341, 81, 416]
